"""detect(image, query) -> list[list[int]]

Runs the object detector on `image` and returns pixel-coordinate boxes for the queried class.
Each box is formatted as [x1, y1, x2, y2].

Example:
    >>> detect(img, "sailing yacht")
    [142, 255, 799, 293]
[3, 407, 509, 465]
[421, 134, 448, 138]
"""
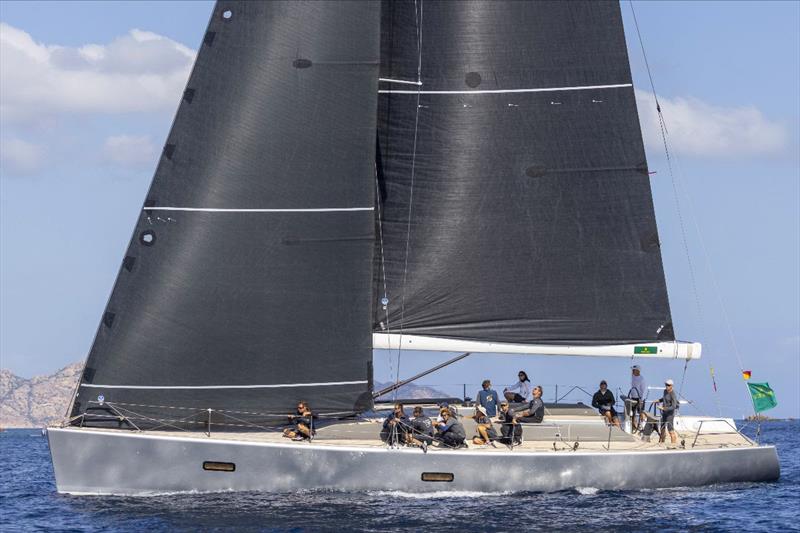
[48, 0, 779, 494]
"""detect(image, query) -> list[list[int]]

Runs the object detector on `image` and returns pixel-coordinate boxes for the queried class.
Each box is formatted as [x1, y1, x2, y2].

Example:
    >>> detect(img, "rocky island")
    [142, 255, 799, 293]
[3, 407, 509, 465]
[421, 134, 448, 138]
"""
[1, 363, 82, 428]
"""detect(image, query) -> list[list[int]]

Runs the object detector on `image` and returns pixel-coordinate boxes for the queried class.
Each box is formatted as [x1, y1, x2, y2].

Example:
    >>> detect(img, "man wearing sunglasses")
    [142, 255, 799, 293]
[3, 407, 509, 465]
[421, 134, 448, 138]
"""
[656, 379, 679, 446]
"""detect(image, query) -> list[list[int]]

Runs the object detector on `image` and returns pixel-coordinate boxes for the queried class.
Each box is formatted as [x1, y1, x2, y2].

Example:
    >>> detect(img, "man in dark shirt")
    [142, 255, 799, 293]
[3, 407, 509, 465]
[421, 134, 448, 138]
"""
[408, 406, 434, 451]
[655, 379, 679, 446]
[517, 385, 545, 423]
[592, 380, 621, 428]
[497, 401, 522, 446]
[433, 407, 466, 448]
[283, 400, 314, 441]
[380, 402, 410, 446]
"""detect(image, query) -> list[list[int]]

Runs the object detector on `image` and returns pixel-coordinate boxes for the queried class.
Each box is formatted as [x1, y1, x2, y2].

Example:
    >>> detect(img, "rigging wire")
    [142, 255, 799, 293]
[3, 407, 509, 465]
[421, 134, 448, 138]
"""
[629, 1, 703, 403]
[374, 163, 394, 397]
[393, 0, 424, 399]
[629, 1, 751, 418]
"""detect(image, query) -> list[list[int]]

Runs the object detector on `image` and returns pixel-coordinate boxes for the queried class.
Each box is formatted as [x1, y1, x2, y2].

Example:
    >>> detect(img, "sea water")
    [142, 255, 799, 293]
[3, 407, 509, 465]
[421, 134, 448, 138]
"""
[1, 421, 797, 532]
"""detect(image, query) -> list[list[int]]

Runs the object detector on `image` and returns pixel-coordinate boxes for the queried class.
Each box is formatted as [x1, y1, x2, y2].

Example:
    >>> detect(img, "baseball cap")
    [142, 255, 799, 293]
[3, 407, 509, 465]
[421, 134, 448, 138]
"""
[631, 365, 641, 370]
[665, 379, 674, 386]
[476, 405, 487, 416]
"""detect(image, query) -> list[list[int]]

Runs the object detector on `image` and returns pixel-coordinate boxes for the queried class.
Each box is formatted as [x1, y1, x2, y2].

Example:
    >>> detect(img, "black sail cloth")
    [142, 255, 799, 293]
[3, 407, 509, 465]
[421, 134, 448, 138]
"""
[375, 0, 674, 345]
[72, 1, 380, 429]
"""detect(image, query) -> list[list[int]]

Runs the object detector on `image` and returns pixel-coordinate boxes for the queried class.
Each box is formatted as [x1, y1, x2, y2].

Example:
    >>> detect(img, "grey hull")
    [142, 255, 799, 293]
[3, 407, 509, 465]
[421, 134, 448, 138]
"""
[48, 427, 780, 495]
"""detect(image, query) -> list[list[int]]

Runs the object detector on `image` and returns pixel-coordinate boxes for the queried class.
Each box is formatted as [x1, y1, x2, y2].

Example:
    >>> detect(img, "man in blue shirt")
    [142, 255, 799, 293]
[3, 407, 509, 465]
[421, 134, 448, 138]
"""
[380, 403, 410, 446]
[476, 379, 499, 417]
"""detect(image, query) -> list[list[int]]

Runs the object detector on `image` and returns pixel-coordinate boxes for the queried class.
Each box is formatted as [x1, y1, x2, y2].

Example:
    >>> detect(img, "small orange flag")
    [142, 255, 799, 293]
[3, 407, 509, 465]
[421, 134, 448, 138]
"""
[742, 370, 752, 380]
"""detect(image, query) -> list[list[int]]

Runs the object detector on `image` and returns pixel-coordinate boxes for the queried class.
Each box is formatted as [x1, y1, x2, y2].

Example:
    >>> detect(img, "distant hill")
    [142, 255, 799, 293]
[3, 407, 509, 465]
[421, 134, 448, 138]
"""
[0, 363, 82, 428]
[373, 381, 451, 402]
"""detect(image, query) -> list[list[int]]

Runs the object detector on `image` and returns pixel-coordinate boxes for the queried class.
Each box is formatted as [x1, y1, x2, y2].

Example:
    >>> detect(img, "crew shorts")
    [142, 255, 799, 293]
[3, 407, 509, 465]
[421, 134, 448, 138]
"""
[661, 412, 675, 432]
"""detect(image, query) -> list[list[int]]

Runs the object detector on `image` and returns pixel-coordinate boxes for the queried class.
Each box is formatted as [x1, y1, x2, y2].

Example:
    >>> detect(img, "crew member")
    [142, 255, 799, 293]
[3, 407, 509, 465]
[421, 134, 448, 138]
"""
[517, 385, 545, 423]
[628, 365, 647, 432]
[409, 406, 434, 451]
[433, 407, 466, 448]
[592, 380, 621, 428]
[656, 379, 679, 446]
[477, 379, 500, 417]
[497, 401, 522, 446]
[380, 402, 410, 446]
[283, 400, 314, 441]
[472, 405, 497, 446]
[503, 371, 532, 403]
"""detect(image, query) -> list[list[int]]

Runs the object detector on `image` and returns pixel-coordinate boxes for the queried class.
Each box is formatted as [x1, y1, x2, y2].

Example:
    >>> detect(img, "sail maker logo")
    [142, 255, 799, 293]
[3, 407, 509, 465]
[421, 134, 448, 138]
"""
[634, 346, 658, 355]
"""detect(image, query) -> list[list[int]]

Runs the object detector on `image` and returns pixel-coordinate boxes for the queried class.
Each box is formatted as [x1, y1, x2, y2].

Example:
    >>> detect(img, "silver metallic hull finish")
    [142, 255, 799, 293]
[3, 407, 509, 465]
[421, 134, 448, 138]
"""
[48, 427, 780, 495]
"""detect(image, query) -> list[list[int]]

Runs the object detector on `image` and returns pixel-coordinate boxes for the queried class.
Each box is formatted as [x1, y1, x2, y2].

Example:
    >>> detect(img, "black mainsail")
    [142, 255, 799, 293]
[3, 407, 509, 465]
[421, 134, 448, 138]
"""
[71, 1, 380, 428]
[374, 0, 674, 348]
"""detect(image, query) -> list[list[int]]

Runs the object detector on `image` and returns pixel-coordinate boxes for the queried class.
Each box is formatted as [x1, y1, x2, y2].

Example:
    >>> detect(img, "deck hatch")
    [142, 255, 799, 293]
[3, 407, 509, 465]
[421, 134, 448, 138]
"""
[203, 461, 235, 472]
[421, 472, 454, 482]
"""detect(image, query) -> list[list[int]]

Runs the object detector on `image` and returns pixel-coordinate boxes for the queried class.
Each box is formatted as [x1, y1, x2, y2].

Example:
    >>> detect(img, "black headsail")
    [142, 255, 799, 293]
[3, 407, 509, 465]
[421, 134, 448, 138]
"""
[375, 0, 674, 347]
[71, 1, 380, 429]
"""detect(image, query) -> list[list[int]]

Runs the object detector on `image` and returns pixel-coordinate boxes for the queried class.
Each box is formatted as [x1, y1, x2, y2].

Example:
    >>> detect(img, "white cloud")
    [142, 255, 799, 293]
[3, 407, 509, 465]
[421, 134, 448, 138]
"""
[102, 135, 156, 167]
[0, 23, 195, 121]
[636, 89, 787, 158]
[0, 138, 44, 175]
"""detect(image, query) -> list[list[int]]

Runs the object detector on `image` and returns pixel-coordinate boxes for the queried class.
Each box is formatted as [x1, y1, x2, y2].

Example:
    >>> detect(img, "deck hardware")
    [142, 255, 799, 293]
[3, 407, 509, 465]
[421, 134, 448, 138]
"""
[421, 472, 454, 482]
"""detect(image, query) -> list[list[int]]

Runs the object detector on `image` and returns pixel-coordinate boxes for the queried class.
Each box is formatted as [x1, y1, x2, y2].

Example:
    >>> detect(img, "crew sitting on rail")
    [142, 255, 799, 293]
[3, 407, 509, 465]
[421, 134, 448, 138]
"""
[283, 400, 314, 441]
[472, 405, 498, 446]
[516, 385, 545, 423]
[380, 402, 410, 446]
[503, 370, 532, 403]
[592, 380, 621, 428]
[408, 406, 434, 451]
[434, 407, 466, 448]
[497, 401, 522, 446]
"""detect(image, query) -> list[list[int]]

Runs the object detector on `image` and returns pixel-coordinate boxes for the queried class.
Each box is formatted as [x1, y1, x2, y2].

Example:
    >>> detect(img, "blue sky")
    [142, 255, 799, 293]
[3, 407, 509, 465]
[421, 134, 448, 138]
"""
[1, 1, 797, 418]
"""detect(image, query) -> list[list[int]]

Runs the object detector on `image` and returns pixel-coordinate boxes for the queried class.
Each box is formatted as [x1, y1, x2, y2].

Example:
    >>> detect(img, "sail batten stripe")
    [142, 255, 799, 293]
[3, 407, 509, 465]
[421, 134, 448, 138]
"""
[379, 77, 423, 86]
[81, 380, 369, 390]
[144, 207, 374, 213]
[378, 83, 632, 95]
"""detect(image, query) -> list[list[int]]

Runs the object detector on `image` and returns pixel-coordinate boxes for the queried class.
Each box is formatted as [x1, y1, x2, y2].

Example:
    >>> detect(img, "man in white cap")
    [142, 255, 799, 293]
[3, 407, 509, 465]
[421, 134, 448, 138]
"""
[471, 405, 497, 446]
[628, 365, 647, 432]
[655, 379, 679, 446]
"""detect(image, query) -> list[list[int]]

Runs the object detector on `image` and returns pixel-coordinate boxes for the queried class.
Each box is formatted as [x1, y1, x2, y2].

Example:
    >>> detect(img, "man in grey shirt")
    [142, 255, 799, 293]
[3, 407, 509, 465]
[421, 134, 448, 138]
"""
[517, 385, 545, 423]
[655, 379, 679, 446]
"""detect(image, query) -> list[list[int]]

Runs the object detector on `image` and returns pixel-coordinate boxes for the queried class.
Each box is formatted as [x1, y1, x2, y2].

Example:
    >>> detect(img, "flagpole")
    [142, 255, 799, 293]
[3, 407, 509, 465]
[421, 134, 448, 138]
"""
[750, 386, 762, 443]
